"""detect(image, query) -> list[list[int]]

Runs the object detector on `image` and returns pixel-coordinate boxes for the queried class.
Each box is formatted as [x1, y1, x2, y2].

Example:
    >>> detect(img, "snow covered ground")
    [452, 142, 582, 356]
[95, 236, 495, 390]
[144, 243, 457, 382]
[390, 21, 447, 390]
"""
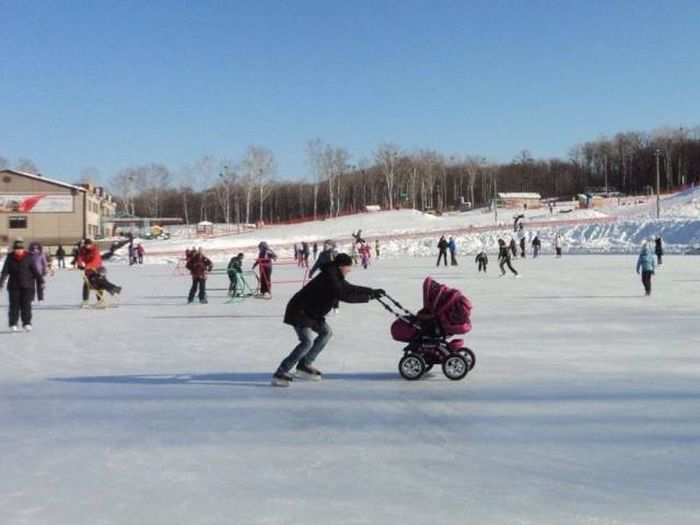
[109, 186, 700, 265]
[1, 255, 699, 524]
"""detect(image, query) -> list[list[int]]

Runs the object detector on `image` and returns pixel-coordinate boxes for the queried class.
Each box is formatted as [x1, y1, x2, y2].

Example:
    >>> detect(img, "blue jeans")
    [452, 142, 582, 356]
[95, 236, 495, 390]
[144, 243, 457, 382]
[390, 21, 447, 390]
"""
[277, 322, 333, 373]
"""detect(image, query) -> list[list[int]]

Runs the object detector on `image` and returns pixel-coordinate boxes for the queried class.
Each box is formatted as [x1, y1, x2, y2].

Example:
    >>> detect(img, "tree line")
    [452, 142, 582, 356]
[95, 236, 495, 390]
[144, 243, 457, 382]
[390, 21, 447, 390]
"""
[2, 125, 699, 225]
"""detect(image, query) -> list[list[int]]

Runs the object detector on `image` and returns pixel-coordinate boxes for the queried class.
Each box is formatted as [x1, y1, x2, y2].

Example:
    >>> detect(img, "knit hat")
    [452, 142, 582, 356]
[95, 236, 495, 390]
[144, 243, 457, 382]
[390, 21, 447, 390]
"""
[335, 253, 353, 267]
[12, 238, 24, 250]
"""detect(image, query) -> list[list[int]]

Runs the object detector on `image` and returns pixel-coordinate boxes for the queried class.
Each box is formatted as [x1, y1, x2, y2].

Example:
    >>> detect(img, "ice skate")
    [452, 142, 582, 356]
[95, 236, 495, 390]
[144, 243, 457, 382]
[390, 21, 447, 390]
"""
[271, 371, 293, 387]
[10, 325, 19, 332]
[295, 363, 322, 381]
[23, 325, 33, 332]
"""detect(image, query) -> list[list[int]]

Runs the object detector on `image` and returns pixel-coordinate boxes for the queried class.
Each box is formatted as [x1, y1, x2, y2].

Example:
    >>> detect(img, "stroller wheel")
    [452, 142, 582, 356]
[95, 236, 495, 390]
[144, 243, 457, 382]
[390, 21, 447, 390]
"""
[442, 354, 468, 380]
[460, 348, 476, 371]
[398, 354, 427, 381]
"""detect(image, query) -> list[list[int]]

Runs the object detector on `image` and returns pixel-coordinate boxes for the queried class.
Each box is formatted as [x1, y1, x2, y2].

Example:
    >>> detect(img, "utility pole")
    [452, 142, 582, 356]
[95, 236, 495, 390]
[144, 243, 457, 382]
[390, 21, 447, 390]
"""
[490, 161, 497, 224]
[655, 149, 661, 219]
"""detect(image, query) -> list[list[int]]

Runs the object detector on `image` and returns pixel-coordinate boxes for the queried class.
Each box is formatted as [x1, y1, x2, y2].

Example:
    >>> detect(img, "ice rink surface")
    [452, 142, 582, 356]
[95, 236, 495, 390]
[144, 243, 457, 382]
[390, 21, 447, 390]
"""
[1, 255, 699, 524]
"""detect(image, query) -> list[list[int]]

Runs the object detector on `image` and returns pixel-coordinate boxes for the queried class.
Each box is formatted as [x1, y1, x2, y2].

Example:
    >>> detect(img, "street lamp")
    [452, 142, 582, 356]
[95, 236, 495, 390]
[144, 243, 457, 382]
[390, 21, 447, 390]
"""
[127, 174, 135, 216]
[483, 159, 496, 224]
[655, 149, 661, 219]
[219, 166, 231, 226]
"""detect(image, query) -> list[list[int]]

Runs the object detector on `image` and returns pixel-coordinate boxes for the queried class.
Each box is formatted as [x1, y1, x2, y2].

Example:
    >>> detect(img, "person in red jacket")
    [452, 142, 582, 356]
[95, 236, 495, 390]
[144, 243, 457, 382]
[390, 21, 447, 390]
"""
[0, 238, 44, 331]
[76, 239, 121, 306]
[136, 243, 145, 264]
[186, 247, 213, 303]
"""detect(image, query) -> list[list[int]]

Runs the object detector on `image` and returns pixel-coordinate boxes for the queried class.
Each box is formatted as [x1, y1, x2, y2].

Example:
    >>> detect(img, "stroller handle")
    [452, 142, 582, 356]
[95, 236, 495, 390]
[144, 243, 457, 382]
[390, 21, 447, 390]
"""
[376, 294, 416, 319]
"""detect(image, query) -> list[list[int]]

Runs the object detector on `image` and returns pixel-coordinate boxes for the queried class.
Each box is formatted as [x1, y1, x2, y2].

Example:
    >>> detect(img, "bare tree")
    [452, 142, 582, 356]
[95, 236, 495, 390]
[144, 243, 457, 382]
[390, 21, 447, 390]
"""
[110, 167, 143, 215]
[375, 143, 400, 210]
[16, 158, 40, 174]
[326, 146, 349, 217]
[193, 155, 217, 221]
[241, 146, 275, 223]
[79, 166, 102, 185]
[214, 164, 238, 225]
[306, 138, 325, 220]
[463, 156, 483, 207]
[139, 163, 171, 217]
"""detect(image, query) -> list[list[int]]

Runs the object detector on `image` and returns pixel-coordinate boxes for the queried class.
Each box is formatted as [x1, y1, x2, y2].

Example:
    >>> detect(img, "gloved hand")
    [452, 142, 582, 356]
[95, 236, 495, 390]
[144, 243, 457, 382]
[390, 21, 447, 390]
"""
[371, 288, 386, 299]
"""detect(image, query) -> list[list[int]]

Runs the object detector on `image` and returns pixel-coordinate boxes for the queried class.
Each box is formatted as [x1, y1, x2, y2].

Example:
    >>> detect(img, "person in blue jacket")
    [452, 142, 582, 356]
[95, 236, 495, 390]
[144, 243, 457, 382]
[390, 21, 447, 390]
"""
[308, 239, 337, 278]
[448, 237, 458, 266]
[636, 241, 656, 296]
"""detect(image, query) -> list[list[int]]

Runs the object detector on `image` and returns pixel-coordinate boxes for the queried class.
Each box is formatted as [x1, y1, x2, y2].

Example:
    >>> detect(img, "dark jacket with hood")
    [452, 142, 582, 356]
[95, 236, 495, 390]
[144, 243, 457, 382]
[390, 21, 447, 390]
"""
[186, 252, 213, 279]
[227, 255, 243, 276]
[284, 261, 373, 330]
[1, 248, 44, 290]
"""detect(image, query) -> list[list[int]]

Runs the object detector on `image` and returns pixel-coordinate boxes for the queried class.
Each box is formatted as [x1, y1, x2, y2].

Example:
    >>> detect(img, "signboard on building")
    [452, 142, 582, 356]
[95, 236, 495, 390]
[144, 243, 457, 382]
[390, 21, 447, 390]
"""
[0, 194, 74, 213]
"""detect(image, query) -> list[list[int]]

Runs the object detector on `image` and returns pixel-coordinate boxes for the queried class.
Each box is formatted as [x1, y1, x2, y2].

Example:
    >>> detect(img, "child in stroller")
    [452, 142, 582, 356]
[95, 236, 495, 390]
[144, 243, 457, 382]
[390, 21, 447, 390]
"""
[377, 277, 475, 380]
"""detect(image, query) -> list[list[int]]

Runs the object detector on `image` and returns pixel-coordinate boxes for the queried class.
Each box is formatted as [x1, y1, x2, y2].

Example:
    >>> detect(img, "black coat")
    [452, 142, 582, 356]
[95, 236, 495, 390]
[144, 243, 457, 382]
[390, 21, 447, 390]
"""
[1, 250, 43, 291]
[655, 238, 663, 255]
[284, 262, 373, 330]
[186, 253, 213, 279]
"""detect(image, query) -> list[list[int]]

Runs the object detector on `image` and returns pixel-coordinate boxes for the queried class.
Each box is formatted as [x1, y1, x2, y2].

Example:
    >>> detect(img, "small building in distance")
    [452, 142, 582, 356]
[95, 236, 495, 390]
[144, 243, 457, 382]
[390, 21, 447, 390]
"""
[0, 169, 116, 249]
[498, 192, 542, 209]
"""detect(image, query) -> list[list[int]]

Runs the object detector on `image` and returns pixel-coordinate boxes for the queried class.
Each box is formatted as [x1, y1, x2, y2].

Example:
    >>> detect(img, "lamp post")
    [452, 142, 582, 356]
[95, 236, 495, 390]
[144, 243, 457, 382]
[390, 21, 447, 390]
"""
[218, 166, 231, 226]
[127, 174, 135, 216]
[655, 149, 661, 219]
[485, 159, 497, 224]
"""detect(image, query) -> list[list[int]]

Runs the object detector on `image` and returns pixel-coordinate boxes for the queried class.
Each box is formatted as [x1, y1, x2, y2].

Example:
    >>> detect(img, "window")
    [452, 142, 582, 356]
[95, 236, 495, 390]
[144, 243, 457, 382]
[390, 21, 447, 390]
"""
[9, 216, 27, 229]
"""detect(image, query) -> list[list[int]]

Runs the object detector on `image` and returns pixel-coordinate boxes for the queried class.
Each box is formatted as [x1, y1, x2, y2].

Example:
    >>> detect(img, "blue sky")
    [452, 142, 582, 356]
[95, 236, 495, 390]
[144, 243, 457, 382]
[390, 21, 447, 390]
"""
[1, 0, 698, 186]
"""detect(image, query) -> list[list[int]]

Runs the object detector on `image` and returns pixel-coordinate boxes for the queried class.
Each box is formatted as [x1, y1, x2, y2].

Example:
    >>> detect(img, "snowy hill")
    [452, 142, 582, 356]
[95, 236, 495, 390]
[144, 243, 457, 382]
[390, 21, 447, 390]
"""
[116, 187, 700, 264]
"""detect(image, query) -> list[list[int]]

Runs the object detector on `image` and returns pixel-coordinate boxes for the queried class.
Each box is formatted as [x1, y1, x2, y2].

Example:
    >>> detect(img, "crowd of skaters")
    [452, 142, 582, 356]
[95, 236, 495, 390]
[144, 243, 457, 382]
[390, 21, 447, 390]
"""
[0, 237, 123, 330]
[433, 225, 664, 293]
[0, 223, 668, 334]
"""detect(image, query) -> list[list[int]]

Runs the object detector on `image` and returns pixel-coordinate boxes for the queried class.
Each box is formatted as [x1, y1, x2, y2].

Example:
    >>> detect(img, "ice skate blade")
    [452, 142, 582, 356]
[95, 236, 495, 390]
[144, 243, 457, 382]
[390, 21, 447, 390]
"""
[271, 377, 291, 387]
[294, 371, 322, 382]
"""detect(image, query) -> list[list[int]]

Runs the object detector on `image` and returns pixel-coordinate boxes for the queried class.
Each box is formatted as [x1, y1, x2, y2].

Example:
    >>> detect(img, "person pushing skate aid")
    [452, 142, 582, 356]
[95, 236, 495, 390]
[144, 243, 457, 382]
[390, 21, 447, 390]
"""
[272, 253, 384, 387]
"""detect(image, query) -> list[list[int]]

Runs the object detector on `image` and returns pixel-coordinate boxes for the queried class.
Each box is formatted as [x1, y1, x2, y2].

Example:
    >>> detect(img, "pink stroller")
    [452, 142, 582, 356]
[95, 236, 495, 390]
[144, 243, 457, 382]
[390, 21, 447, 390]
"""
[378, 277, 475, 380]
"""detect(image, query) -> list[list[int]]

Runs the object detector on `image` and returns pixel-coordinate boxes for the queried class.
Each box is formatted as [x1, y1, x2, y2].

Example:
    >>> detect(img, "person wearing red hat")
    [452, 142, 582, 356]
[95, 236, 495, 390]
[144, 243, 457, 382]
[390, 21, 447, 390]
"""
[0, 238, 44, 331]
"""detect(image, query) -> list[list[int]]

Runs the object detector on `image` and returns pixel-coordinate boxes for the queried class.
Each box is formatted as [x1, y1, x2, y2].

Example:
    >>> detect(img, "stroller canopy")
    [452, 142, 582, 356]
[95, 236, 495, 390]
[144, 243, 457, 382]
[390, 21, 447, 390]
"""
[422, 277, 472, 335]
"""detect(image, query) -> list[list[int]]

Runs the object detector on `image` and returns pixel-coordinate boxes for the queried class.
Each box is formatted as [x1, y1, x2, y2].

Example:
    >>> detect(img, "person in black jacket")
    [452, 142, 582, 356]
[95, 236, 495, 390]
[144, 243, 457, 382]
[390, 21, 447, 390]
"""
[0, 238, 44, 331]
[227, 253, 244, 296]
[55, 245, 66, 268]
[436, 236, 448, 266]
[475, 250, 488, 273]
[272, 253, 384, 386]
[498, 238, 519, 277]
[654, 236, 663, 265]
